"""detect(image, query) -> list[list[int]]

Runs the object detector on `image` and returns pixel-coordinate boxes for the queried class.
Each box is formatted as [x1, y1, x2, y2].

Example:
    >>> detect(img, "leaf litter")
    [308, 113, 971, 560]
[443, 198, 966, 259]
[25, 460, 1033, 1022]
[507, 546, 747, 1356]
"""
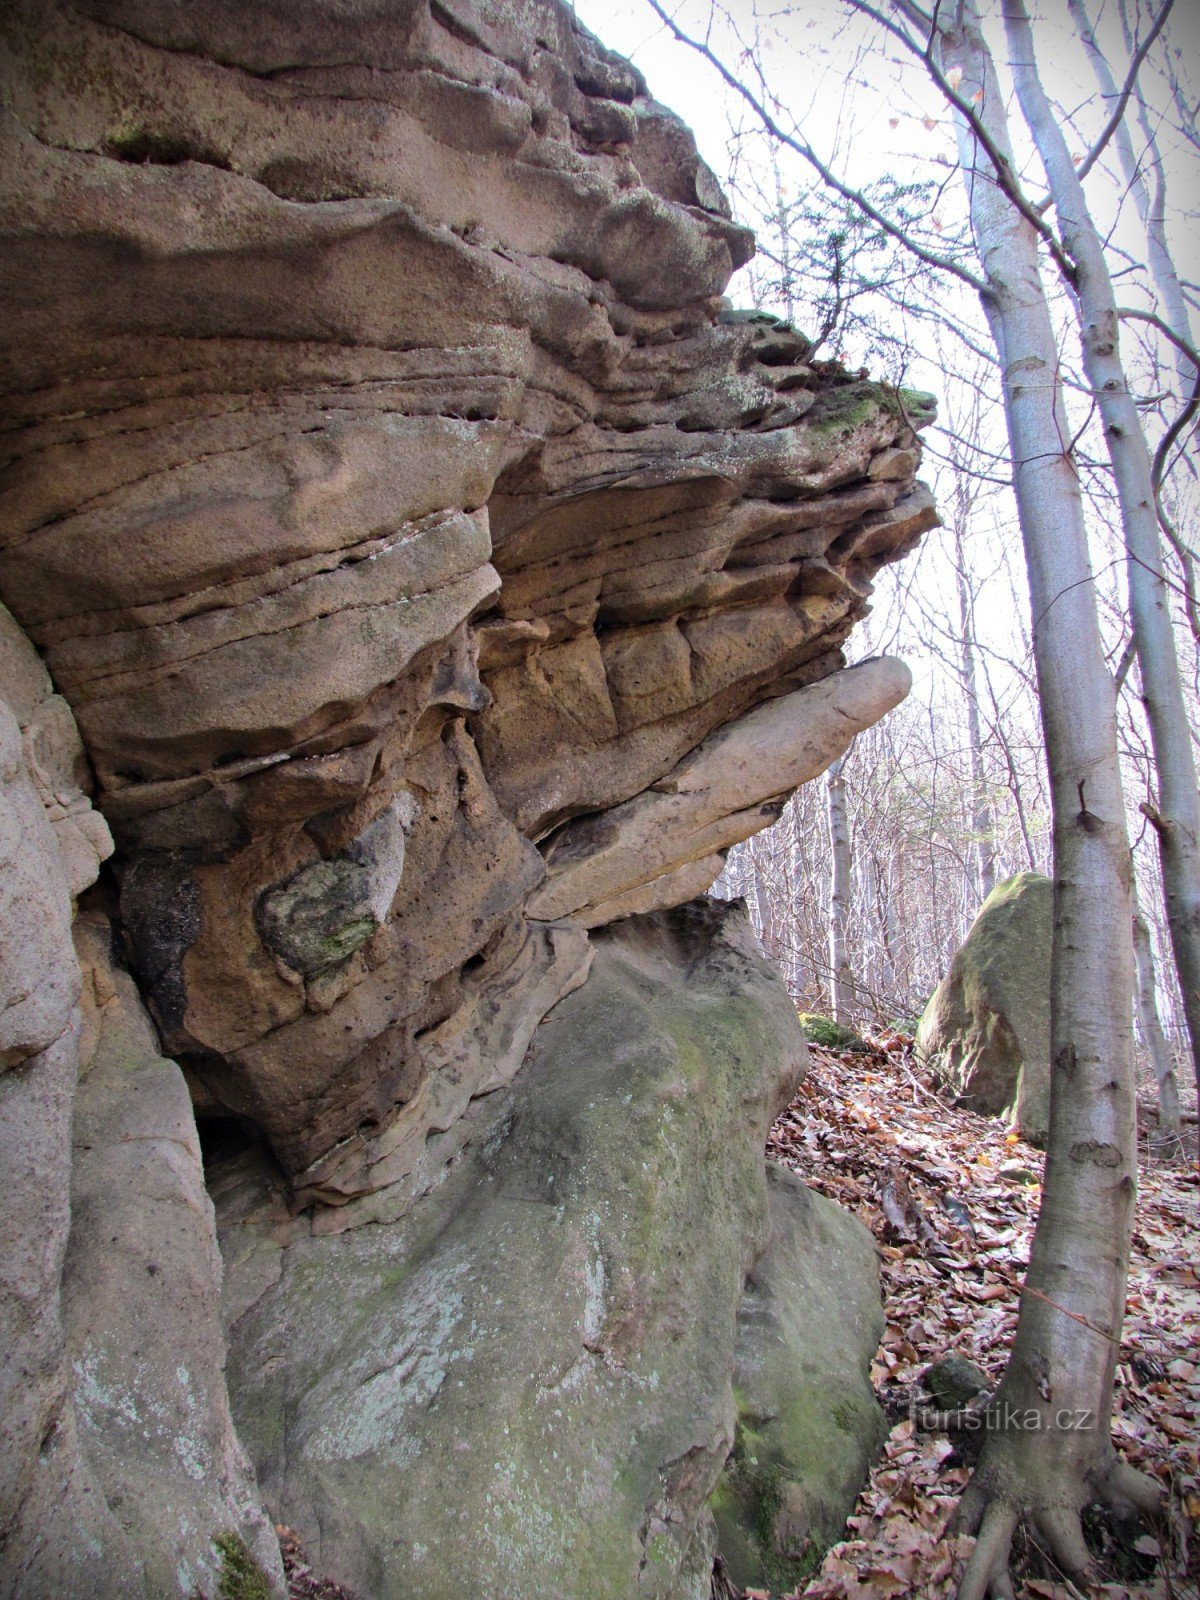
[248, 1037, 1198, 1600]
[755, 1032, 1200, 1600]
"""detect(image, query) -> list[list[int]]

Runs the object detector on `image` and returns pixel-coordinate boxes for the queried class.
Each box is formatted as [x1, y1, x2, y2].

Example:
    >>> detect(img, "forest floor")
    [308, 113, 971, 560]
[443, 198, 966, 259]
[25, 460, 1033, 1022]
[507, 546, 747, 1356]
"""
[768, 1034, 1200, 1600]
[276, 1036, 1199, 1600]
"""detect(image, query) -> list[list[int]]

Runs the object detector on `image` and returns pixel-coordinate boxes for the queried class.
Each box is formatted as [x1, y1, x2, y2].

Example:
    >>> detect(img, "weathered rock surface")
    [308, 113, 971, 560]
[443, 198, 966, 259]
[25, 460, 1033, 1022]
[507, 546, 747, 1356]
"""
[1, 0, 935, 1210]
[0, 662, 280, 1595]
[0, 0, 936, 1589]
[62, 923, 284, 1598]
[529, 656, 911, 926]
[713, 1165, 886, 1593]
[916, 872, 1052, 1144]
[218, 904, 853, 1600]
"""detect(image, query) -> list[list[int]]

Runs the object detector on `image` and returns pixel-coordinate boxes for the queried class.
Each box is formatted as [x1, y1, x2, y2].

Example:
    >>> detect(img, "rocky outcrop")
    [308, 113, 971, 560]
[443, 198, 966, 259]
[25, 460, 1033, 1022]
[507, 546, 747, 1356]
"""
[1, 0, 934, 1217]
[712, 1165, 886, 1594]
[916, 873, 1052, 1144]
[0, 0, 936, 1590]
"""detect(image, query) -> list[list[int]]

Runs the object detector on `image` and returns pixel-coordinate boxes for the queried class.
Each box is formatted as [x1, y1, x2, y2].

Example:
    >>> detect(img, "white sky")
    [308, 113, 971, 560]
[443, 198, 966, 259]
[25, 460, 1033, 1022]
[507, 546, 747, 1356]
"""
[569, 0, 1200, 308]
[567, 0, 1199, 730]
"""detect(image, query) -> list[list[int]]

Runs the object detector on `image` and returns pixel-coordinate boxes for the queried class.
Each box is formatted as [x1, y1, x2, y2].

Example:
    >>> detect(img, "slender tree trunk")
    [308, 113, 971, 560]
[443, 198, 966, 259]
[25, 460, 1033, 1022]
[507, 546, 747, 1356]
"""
[1132, 890, 1183, 1147]
[1005, 0, 1200, 1150]
[827, 754, 853, 1022]
[954, 523, 997, 904]
[932, 5, 1155, 1592]
[1070, 0, 1196, 389]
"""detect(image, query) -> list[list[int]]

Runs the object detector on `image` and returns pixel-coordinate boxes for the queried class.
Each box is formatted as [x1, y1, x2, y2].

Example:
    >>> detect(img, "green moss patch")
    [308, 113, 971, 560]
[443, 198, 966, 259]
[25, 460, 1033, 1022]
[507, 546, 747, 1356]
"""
[797, 1013, 870, 1053]
[214, 1532, 272, 1600]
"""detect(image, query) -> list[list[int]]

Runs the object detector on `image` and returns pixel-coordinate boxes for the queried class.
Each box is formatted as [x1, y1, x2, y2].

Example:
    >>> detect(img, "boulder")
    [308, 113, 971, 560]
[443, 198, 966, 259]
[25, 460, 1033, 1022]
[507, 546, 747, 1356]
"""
[713, 1164, 886, 1593]
[218, 904, 886, 1600]
[916, 873, 1052, 1144]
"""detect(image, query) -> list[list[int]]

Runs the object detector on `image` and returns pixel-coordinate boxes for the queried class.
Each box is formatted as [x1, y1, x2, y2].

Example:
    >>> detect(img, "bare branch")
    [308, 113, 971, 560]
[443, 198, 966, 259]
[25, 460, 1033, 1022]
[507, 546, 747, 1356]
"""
[846, 0, 1081, 287]
[641, 0, 989, 294]
[1117, 305, 1200, 372]
[1073, 0, 1175, 184]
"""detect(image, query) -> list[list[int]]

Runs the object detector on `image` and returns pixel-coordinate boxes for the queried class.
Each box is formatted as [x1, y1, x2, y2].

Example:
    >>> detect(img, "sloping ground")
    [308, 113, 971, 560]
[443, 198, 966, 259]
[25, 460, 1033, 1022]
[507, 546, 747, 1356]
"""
[263, 1031, 1198, 1600]
[763, 1039, 1199, 1600]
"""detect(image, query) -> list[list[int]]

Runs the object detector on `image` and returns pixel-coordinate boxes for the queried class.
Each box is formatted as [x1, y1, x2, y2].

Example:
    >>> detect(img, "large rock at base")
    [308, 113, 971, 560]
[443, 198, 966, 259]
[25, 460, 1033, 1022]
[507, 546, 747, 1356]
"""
[713, 1165, 885, 1593]
[217, 904, 886, 1600]
[916, 872, 1052, 1144]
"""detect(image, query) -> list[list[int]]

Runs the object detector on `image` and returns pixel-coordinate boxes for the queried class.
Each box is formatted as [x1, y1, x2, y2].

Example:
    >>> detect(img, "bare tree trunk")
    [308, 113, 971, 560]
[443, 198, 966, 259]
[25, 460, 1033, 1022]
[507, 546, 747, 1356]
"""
[827, 754, 853, 1022]
[954, 522, 997, 905]
[931, 4, 1156, 1593]
[1005, 0, 1200, 1150]
[1132, 890, 1183, 1147]
[1070, 0, 1196, 387]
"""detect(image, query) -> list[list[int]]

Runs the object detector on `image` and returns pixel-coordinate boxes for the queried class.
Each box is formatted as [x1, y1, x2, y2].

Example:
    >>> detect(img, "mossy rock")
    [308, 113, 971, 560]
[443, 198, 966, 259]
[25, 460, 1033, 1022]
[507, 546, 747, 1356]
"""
[222, 905, 815, 1600]
[712, 1165, 887, 1592]
[924, 1354, 988, 1410]
[215, 1532, 273, 1600]
[916, 872, 1051, 1144]
[796, 1013, 870, 1053]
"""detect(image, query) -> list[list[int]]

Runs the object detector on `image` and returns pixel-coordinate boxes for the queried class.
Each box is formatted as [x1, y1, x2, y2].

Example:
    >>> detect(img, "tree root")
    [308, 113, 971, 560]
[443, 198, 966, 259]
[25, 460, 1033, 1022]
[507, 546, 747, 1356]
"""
[952, 1458, 1164, 1600]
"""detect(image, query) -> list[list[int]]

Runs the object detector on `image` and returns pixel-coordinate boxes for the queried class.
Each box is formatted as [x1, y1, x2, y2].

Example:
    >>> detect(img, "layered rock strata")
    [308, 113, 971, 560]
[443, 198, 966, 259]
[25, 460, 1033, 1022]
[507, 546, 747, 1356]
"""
[0, 0, 935, 1591]
[1, 0, 934, 1217]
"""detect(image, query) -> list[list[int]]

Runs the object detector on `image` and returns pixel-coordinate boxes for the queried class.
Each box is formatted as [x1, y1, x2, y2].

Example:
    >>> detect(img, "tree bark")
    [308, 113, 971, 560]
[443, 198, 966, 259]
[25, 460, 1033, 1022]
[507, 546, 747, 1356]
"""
[1132, 894, 1183, 1146]
[932, 3, 1155, 1593]
[954, 521, 997, 906]
[827, 754, 853, 1023]
[1005, 0, 1200, 1150]
[1070, 0, 1196, 390]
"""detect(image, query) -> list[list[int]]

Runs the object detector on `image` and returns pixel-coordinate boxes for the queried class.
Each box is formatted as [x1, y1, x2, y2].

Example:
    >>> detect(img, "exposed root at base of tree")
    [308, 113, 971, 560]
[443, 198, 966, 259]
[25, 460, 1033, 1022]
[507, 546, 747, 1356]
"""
[756, 1035, 1200, 1600]
[953, 1452, 1165, 1600]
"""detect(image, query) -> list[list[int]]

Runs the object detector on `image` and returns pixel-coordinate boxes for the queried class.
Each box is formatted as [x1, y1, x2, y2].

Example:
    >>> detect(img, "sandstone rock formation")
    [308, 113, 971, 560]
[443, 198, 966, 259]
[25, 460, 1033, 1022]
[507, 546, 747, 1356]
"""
[218, 903, 880, 1600]
[0, 0, 936, 1591]
[916, 873, 1052, 1145]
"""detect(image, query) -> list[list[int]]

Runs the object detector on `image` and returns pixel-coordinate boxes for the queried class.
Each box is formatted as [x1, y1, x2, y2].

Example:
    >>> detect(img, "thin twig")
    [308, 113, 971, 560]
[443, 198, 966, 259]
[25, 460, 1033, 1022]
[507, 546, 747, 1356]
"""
[642, 0, 989, 294]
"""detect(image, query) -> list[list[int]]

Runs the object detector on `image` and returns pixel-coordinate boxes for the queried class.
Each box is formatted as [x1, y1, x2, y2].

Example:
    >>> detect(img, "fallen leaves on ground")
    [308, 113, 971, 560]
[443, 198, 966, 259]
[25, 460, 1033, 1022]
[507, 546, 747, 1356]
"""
[279, 1525, 361, 1600]
[761, 1037, 1199, 1600]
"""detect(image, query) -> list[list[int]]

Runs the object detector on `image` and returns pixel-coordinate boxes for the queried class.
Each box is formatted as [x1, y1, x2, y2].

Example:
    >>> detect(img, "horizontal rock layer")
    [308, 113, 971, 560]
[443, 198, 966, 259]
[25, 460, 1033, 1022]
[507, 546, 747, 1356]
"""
[1, 0, 935, 1208]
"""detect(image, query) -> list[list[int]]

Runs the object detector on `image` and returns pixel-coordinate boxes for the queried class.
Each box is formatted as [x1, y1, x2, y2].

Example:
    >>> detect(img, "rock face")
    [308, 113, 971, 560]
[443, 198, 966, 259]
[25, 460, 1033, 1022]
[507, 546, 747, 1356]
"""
[1, 0, 934, 1214]
[0, 0, 935, 1591]
[0, 620, 282, 1599]
[916, 873, 1052, 1144]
